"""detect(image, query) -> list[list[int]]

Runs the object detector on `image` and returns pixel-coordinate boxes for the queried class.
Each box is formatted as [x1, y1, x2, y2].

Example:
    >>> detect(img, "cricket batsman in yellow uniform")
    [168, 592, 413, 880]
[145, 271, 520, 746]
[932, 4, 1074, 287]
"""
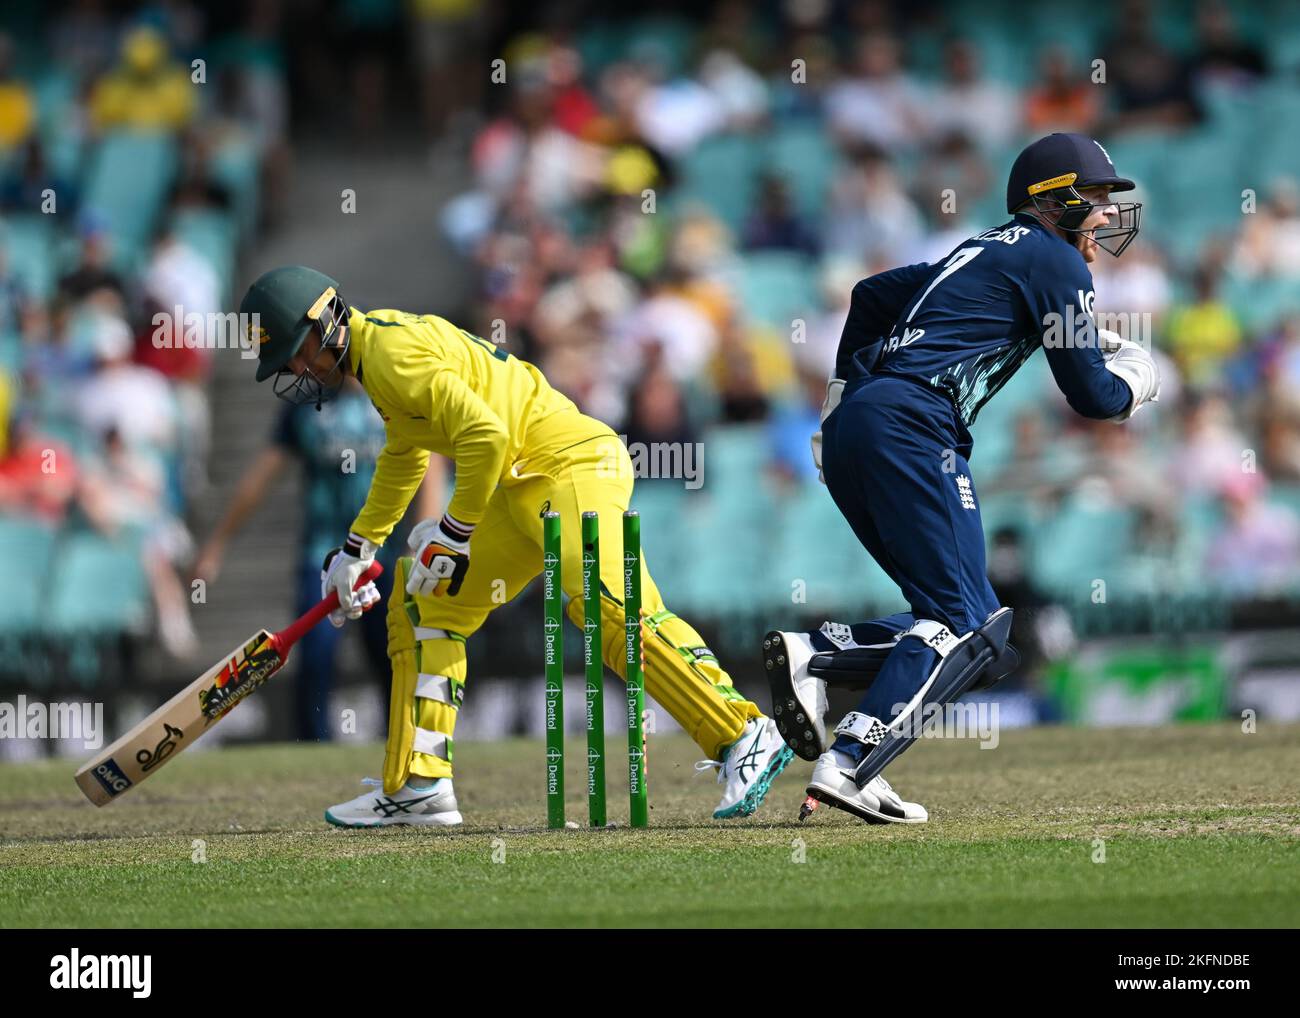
[241, 266, 793, 825]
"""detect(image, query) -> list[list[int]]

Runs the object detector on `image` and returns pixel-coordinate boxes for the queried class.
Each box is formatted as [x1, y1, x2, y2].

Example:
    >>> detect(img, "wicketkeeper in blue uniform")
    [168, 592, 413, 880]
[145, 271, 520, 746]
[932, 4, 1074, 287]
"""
[764, 134, 1161, 824]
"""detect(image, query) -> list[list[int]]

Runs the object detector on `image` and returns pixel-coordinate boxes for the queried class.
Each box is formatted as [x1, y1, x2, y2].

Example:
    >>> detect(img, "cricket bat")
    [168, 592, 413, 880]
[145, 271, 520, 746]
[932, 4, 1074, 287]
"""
[74, 561, 384, 806]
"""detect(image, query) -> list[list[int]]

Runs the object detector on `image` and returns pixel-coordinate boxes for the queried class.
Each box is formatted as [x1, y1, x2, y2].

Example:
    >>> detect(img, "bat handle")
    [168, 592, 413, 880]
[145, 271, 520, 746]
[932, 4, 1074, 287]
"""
[273, 560, 385, 654]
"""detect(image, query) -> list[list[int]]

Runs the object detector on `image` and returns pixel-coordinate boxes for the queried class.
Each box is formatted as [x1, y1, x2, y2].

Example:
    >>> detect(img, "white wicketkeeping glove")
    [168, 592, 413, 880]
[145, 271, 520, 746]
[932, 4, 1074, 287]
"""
[322, 536, 380, 628]
[1099, 329, 1160, 421]
[810, 378, 845, 484]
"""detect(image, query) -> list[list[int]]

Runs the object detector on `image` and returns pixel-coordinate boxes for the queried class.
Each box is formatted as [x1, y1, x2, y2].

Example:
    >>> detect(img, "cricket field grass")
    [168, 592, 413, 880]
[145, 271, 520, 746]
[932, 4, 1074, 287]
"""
[1, 722, 1297, 927]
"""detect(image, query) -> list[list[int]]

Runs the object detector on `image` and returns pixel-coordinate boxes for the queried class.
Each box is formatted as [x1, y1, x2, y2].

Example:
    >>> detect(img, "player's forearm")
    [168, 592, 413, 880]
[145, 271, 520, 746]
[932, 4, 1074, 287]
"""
[443, 422, 508, 527]
[351, 443, 432, 546]
[416, 456, 447, 519]
[1044, 341, 1133, 420]
[208, 450, 287, 545]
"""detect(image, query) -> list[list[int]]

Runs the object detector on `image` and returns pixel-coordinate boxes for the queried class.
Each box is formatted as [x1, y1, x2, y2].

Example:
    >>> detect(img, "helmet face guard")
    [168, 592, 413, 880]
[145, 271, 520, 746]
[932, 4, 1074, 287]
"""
[272, 288, 351, 408]
[1028, 183, 1142, 258]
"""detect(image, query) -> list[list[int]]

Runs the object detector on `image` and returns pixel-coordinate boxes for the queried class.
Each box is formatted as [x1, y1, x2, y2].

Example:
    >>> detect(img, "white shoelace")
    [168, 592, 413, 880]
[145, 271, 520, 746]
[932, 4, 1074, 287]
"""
[694, 759, 725, 784]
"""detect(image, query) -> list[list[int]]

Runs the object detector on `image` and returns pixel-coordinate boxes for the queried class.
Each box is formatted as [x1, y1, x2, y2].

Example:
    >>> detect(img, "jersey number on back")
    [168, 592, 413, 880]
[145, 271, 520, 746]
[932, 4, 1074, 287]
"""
[905, 247, 984, 323]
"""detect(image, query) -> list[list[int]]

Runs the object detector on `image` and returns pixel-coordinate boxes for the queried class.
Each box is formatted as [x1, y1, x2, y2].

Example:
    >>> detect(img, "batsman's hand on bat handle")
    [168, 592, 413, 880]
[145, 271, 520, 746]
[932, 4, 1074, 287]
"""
[406, 514, 472, 598]
[322, 536, 382, 628]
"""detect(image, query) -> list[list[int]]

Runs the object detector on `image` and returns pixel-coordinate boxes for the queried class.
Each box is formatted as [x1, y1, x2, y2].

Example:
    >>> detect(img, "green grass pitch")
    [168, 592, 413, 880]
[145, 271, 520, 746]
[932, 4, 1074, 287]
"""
[1, 722, 1297, 927]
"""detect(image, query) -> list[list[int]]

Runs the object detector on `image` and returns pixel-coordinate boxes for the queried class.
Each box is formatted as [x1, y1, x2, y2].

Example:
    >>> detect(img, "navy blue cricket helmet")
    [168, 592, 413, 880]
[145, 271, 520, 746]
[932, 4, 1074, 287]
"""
[1007, 133, 1142, 256]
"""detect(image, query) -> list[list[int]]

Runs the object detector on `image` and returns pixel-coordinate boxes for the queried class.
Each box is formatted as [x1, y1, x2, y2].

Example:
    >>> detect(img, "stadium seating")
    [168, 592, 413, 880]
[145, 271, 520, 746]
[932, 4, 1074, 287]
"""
[677, 132, 765, 234]
[170, 207, 237, 305]
[44, 530, 150, 635]
[763, 123, 840, 220]
[1, 213, 56, 302]
[0, 516, 56, 633]
[734, 250, 818, 330]
[82, 132, 179, 271]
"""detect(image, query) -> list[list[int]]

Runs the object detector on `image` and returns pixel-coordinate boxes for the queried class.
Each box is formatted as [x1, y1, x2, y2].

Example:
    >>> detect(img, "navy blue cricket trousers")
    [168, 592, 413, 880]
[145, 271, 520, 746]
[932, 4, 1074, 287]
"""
[820, 375, 1001, 759]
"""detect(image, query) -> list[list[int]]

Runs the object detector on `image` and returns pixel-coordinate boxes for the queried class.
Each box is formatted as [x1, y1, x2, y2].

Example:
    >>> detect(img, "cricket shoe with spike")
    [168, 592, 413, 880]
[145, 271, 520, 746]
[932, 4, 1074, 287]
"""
[325, 777, 463, 828]
[801, 750, 928, 824]
[762, 630, 827, 761]
[702, 717, 795, 819]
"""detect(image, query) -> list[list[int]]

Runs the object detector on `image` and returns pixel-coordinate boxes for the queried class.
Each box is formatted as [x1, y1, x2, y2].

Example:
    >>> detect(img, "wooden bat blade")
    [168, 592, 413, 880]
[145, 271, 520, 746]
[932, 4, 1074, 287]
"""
[73, 629, 281, 806]
[74, 560, 384, 807]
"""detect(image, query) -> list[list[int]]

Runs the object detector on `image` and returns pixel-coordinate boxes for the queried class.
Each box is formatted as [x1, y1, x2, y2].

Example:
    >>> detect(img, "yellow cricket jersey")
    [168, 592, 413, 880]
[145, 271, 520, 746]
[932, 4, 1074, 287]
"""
[345, 308, 576, 545]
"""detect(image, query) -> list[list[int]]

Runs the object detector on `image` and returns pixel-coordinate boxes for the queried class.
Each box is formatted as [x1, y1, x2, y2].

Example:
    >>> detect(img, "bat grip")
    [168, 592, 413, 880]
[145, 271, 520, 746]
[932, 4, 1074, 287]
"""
[273, 560, 385, 653]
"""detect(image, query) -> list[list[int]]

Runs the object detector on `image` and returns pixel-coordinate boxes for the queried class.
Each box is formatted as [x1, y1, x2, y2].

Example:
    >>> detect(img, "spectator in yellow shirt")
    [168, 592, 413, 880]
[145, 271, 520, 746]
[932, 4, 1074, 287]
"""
[0, 35, 35, 149]
[89, 26, 195, 133]
[1165, 265, 1242, 387]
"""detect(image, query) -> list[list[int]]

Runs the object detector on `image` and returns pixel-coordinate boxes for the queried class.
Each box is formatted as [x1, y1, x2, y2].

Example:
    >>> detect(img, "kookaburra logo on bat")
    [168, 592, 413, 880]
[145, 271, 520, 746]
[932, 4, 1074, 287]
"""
[136, 723, 184, 772]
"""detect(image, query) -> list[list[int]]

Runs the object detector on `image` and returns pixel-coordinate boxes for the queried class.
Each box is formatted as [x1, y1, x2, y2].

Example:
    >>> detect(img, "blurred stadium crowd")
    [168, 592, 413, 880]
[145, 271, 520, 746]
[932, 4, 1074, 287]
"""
[440, 0, 1300, 635]
[0, 4, 282, 678]
[2, 0, 1299, 726]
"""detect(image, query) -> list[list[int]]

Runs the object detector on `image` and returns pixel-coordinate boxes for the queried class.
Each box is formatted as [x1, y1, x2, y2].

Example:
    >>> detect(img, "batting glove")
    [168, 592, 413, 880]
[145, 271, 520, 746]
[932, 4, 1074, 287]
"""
[406, 513, 472, 597]
[322, 537, 381, 628]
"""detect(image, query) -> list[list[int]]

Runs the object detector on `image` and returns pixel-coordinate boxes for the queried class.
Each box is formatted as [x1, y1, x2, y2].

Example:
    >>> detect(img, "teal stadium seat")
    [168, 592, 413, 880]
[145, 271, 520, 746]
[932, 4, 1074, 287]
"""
[1, 213, 57, 302]
[763, 123, 840, 220]
[678, 133, 764, 234]
[1222, 274, 1300, 332]
[0, 517, 56, 632]
[171, 207, 238, 304]
[82, 132, 178, 271]
[209, 134, 261, 241]
[1252, 83, 1300, 183]
[675, 426, 776, 612]
[1029, 496, 1134, 598]
[703, 423, 769, 489]
[977, 491, 1037, 539]
[735, 250, 818, 330]
[33, 70, 83, 182]
[776, 480, 900, 614]
[629, 482, 689, 589]
[45, 530, 150, 635]
[624, 16, 695, 79]
[574, 23, 625, 78]
[576, 16, 694, 79]
[1172, 493, 1223, 587]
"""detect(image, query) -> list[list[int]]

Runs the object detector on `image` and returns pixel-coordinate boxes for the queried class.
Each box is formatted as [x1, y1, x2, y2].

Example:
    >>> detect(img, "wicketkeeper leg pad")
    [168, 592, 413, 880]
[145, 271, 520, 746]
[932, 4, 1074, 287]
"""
[847, 607, 1014, 789]
[810, 631, 1018, 691]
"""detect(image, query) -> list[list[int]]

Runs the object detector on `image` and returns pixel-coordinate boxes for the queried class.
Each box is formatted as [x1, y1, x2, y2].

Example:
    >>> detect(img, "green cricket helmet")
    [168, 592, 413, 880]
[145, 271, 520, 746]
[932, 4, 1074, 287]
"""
[240, 265, 351, 406]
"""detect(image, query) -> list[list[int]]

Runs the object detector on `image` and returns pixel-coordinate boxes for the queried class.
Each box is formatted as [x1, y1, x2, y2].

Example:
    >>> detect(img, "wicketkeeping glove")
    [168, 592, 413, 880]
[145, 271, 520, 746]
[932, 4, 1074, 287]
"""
[322, 539, 382, 628]
[406, 514, 472, 597]
[810, 378, 845, 484]
[1099, 328, 1161, 421]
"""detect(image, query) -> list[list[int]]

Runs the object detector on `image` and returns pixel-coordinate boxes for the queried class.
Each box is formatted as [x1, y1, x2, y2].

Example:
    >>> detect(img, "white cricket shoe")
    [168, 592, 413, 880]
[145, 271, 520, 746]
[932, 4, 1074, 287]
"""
[800, 750, 928, 824]
[762, 630, 828, 761]
[325, 777, 463, 828]
[702, 717, 795, 819]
